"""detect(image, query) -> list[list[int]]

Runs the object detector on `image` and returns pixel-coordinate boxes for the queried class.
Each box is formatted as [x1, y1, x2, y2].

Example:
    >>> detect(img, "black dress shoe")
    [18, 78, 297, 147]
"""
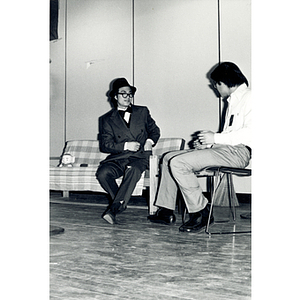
[179, 211, 203, 232]
[148, 208, 176, 225]
[240, 212, 251, 219]
[179, 206, 214, 233]
[102, 200, 127, 225]
[102, 210, 116, 225]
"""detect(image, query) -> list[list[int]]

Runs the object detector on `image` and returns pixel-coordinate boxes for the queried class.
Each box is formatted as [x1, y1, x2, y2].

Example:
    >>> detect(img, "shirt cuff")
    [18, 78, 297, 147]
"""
[214, 133, 223, 144]
[146, 139, 155, 145]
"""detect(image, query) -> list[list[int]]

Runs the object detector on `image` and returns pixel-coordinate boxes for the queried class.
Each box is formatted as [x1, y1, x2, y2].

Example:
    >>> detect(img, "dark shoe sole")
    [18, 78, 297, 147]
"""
[240, 212, 251, 219]
[179, 217, 214, 233]
[147, 215, 176, 225]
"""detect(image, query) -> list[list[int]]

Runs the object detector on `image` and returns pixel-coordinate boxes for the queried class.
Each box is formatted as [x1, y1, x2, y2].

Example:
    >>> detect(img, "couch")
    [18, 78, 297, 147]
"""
[49, 138, 185, 214]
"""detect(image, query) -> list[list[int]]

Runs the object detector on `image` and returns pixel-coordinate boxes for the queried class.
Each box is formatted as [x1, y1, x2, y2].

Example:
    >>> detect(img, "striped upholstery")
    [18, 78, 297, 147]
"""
[58, 140, 109, 167]
[50, 166, 145, 195]
[49, 138, 185, 196]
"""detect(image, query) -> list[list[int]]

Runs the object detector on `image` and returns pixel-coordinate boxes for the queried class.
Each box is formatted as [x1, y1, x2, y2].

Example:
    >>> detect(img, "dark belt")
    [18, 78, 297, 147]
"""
[245, 145, 252, 157]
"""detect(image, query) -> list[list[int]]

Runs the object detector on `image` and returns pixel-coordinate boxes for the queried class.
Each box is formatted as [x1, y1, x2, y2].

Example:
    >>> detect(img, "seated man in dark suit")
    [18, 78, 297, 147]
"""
[96, 78, 160, 225]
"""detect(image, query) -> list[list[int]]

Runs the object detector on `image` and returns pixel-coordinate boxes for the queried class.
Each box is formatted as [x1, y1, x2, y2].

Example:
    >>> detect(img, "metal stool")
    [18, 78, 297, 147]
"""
[204, 166, 251, 235]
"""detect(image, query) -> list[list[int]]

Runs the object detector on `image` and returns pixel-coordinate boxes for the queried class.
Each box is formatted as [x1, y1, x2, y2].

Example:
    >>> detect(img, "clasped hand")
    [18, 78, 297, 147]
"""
[143, 140, 153, 151]
[193, 130, 215, 149]
[126, 141, 141, 152]
[126, 140, 153, 152]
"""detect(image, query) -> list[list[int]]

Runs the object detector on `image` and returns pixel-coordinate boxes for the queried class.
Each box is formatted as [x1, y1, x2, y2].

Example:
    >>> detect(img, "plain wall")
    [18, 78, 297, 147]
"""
[49, 0, 66, 157]
[134, 0, 219, 144]
[220, 0, 251, 192]
[50, 0, 251, 192]
[66, 0, 133, 142]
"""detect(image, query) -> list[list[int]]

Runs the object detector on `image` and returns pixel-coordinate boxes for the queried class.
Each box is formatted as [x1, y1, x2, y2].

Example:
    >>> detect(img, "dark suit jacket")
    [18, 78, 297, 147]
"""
[98, 105, 160, 164]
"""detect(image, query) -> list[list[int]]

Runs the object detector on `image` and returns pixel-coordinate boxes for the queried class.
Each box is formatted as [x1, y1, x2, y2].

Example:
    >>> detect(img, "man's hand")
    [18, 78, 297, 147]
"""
[126, 141, 141, 152]
[144, 140, 153, 151]
[198, 130, 215, 145]
[193, 140, 208, 150]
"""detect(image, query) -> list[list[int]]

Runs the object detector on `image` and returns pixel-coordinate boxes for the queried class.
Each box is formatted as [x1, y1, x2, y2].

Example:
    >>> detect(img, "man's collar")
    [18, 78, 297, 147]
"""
[117, 105, 132, 111]
[227, 83, 248, 104]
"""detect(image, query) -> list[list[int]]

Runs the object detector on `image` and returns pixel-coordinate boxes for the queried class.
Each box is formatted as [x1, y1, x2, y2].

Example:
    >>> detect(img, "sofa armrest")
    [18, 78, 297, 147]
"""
[152, 137, 185, 156]
[50, 157, 61, 167]
[149, 155, 160, 215]
[148, 138, 185, 215]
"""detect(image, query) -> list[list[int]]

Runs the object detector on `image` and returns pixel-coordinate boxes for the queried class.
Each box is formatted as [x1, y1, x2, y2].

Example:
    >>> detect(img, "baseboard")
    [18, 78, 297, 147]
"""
[50, 190, 251, 205]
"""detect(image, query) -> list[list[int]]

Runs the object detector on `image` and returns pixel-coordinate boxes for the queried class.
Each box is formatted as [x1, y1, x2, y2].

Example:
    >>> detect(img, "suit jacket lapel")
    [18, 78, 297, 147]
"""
[110, 109, 135, 139]
[128, 106, 139, 130]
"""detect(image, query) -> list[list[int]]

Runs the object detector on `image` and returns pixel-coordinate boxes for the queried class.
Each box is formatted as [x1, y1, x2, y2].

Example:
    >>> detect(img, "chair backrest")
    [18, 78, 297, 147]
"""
[60, 140, 109, 166]
[152, 138, 185, 156]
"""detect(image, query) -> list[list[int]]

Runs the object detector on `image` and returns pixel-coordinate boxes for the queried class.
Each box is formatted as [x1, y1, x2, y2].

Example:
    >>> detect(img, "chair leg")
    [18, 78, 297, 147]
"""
[177, 191, 188, 223]
[231, 174, 236, 221]
[205, 169, 220, 234]
[207, 171, 251, 235]
[209, 176, 214, 202]
[227, 173, 236, 221]
[63, 190, 69, 198]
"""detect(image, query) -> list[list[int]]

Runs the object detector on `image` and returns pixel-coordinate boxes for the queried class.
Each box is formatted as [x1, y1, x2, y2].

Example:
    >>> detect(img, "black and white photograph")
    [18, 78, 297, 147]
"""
[49, 1, 252, 299]
[2, 0, 300, 299]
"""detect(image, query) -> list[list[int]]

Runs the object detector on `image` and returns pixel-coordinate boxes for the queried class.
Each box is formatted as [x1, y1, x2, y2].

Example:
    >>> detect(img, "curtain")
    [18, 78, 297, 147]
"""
[50, 0, 59, 41]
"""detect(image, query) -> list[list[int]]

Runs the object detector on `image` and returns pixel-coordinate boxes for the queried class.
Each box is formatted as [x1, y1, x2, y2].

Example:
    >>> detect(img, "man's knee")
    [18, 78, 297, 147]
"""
[169, 154, 183, 168]
[96, 166, 113, 183]
[125, 165, 142, 178]
[163, 152, 173, 162]
[169, 154, 192, 175]
[163, 150, 183, 165]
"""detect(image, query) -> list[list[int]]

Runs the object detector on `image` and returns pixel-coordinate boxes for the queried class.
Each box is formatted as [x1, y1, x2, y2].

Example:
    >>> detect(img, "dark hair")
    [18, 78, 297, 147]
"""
[210, 62, 248, 87]
[108, 77, 136, 108]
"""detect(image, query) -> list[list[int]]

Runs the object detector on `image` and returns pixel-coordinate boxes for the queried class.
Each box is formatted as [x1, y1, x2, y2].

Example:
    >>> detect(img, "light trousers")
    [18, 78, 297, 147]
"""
[155, 144, 251, 213]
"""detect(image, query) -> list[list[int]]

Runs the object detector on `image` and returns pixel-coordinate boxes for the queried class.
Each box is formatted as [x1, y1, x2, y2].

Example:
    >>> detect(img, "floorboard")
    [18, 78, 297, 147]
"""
[50, 193, 251, 300]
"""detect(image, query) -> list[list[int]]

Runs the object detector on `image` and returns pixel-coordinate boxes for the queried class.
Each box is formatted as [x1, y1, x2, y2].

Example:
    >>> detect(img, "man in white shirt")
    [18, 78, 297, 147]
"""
[148, 62, 251, 233]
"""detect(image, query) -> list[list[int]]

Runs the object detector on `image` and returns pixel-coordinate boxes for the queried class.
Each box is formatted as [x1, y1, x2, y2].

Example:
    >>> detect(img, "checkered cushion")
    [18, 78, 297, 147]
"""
[50, 166, 145, 195]
[59, 140, 109, 167]
[50, 138, 185, 195]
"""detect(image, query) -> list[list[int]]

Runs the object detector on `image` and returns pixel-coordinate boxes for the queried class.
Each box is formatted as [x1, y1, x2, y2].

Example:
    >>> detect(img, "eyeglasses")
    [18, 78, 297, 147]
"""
[117, 93, 133, 99]
[212, 81, 221, 89]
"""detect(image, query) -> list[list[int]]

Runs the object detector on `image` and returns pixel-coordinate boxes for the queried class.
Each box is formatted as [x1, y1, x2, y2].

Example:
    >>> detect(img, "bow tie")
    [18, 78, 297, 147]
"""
[118, 106, 132, 127]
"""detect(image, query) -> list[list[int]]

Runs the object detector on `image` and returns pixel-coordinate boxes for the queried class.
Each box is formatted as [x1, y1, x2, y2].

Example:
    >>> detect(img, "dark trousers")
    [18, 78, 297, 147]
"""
[96, 157, 149, 207]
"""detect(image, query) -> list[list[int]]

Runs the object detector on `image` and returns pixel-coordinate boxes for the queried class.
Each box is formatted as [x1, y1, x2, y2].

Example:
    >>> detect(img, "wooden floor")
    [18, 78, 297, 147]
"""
[50, 192, 251, 300]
